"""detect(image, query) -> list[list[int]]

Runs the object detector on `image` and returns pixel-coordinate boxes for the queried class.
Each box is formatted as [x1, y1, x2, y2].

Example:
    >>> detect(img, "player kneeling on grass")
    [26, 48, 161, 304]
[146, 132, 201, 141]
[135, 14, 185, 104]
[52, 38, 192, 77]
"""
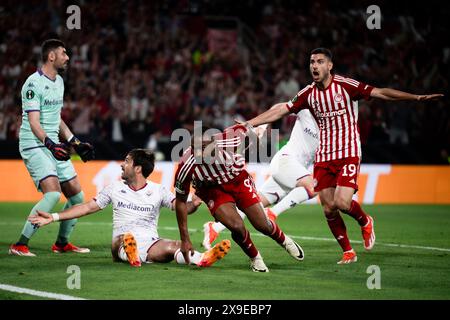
[202, 110, 319, 250]
[29, 149, 231, 268]
[175, 124, 304, 273]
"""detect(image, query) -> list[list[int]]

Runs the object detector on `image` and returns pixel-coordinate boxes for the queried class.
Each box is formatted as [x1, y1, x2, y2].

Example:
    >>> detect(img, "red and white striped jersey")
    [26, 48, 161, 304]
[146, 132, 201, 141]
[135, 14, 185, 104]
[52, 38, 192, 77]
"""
[286, 74, 374, 163]
[174, 124, 249, 195]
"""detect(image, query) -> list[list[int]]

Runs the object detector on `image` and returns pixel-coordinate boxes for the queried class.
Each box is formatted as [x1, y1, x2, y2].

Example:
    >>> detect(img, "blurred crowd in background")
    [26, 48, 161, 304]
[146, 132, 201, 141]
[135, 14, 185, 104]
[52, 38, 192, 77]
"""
[0, 0, 449, 163]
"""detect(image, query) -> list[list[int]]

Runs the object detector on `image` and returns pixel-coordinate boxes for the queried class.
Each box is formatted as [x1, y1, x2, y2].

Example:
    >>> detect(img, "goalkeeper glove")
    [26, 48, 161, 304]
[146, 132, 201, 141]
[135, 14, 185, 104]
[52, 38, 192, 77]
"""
[44, 137, 71, 161]
[69, 136, 95, 162]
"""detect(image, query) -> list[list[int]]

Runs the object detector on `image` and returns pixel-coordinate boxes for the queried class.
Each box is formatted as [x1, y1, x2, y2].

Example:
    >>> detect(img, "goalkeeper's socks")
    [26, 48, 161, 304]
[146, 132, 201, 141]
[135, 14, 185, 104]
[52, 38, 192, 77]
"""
[55, 240, 68, 248]
[341, 200, 369, 227]
[232, 229, 258, 258]
[56, 220, 77, 245]
[56, 191, 84, 244]
[17, 191, 61, 245]
[327, 214, 352, 252]
[16, 235, 30, 246]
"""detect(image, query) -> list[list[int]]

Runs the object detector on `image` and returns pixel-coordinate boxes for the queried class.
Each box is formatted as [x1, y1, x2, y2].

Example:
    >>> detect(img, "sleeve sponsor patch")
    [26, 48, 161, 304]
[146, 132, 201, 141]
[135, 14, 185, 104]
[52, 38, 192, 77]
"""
[24, 101, 40, 108]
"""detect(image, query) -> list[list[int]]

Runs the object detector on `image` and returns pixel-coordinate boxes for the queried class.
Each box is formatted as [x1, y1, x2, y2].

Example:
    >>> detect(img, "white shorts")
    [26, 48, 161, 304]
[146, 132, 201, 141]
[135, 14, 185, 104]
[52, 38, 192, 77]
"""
[113, 226, 160, 263]
[260, 147, 312, 205]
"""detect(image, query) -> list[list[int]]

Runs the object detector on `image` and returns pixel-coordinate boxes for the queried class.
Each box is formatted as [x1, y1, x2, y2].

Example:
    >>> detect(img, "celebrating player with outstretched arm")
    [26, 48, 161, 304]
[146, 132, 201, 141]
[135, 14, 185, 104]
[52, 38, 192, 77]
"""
[202, 108, 319, 250]
[10, 39, 95, 257]
[174, 124, 305, 272]
[29, 149, 230, 268]
[243, 47, 444, 264]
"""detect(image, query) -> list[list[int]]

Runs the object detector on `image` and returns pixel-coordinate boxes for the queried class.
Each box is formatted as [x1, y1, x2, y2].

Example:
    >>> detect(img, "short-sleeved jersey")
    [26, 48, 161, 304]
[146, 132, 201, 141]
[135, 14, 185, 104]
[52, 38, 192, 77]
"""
[174, 124, 250, 195]
[286, 74, 374, 162]
[19, 69, 65, 151]
[284, 109, 320, 166]
[94, 180, 175, 237]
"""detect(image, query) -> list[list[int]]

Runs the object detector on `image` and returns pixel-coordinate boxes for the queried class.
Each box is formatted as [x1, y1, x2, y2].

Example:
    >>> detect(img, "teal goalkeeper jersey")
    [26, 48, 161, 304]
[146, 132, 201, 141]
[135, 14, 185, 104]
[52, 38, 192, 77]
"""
[19, 69, 65, 151]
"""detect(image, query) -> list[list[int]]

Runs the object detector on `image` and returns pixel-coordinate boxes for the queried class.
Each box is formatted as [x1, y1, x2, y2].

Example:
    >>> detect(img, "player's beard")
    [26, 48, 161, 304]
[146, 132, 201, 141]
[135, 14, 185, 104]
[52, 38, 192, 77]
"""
[57, 65, 68, 74]
[56, 61, 69, 74]
[121, 171, 130, 184]
[321, 72, 331, 83]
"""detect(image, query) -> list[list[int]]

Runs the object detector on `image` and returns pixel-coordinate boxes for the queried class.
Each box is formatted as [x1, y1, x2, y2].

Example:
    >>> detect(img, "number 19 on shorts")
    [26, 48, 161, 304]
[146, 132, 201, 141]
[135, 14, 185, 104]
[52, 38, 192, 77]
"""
[342, 164, 357, 177]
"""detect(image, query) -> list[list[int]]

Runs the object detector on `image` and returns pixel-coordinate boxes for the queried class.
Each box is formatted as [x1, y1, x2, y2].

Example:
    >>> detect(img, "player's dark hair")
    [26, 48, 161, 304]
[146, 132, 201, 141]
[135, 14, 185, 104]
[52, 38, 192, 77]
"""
[128, 149, 155, 178]
[311, 47, 333, 61]
[41, 39, 65, 62]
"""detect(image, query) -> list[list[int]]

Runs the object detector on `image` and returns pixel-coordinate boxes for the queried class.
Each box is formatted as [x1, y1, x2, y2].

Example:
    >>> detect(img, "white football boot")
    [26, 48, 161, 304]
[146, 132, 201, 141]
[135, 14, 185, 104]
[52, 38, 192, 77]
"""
[282, 235, 305, 261]
[250, 253, 269, 272]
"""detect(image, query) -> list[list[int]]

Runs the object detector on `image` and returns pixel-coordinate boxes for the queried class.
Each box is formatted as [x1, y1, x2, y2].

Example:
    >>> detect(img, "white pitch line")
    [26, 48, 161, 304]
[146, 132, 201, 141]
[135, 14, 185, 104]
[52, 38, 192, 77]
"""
[2, 222, 450, 253]
[160, 227, 450, 253]
[0, 284, 86, 300]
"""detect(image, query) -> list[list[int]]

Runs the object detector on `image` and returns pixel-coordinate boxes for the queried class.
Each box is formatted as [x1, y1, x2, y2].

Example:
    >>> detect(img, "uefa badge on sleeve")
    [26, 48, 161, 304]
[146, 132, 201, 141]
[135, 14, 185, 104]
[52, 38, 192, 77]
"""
[175, 181, 183, 193]
[26, 90, 35, 99]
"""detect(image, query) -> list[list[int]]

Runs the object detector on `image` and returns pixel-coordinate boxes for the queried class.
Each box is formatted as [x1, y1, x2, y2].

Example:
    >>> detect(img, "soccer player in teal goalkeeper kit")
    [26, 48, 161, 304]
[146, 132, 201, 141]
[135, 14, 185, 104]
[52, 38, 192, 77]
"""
[9, 39, 95, 256]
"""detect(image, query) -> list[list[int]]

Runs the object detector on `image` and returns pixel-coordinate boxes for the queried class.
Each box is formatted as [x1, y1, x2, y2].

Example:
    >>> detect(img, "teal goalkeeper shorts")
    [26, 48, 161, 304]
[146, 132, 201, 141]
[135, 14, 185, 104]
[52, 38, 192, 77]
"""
[20, 146, 77, 190]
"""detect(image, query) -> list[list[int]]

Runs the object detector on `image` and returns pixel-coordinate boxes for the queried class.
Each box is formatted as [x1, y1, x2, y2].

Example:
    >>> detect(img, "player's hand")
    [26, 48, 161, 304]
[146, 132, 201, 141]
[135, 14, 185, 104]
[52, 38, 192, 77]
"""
[70, 136, 95, 162]
[254, 124, 268, 139]
[44, 137, 71, 161]
[233, 119, 251, 129]
[28, 210, 53, 227]
[417, 94, 444, 101]
[180, 239, 194, 264]
[234, 119, 246, 125]
[233, 119, 255, 132]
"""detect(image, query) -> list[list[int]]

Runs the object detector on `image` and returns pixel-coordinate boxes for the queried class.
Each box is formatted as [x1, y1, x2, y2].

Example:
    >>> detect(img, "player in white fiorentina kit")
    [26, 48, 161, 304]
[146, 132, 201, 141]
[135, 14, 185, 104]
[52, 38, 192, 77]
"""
[243, 47, 443, 264]
[29, 149, 230, 268]
[202, 109, 320, 250]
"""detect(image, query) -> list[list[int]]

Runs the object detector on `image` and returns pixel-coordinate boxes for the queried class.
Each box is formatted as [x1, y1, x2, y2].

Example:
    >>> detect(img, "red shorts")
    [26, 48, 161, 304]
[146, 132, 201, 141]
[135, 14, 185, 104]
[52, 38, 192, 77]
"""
[313, 157, 360, 192]
[195, 170, 260, 215]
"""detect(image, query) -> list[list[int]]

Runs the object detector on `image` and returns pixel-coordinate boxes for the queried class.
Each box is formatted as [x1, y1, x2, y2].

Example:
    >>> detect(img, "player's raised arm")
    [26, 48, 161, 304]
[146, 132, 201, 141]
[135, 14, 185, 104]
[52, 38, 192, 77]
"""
[245, 102, 290, 127]
[370, 87, 444, 101]
[28, 199, 101, 227]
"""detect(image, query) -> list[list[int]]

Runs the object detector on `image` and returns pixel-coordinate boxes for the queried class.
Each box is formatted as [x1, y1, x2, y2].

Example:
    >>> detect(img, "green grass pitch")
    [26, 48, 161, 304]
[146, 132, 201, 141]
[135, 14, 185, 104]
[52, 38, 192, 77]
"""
[1, 202, 449, 300]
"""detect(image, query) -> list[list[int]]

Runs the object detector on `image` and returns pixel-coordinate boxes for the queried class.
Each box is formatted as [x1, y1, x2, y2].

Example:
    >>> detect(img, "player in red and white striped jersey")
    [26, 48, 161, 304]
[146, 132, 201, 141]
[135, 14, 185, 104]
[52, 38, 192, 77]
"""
[175, 125, 247, 188]
[244, 47, 443, 264]
[201, 109, 320, 250]
[174, 124, 305, 272]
